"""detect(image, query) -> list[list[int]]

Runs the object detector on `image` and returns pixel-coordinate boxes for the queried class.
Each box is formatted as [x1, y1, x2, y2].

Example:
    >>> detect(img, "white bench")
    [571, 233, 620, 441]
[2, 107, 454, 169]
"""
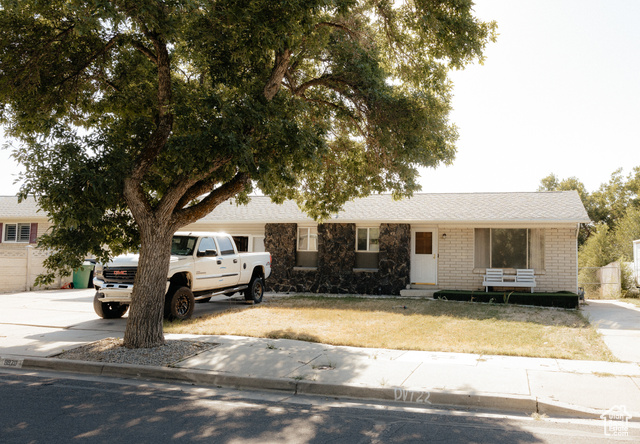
[482, 268, 536, 293]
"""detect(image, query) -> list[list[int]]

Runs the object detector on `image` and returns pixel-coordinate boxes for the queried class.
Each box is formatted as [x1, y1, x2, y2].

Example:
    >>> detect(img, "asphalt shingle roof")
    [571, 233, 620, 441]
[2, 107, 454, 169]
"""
[0, 195, 44, 219]
[1, 191, 590, 224]
[202, 191, 590, 224]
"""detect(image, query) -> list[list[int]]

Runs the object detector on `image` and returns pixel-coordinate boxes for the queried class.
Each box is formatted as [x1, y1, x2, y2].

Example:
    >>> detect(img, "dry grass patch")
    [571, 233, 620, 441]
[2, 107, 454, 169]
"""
[619, 298, 640, 308]
[165, 296, 616, 361]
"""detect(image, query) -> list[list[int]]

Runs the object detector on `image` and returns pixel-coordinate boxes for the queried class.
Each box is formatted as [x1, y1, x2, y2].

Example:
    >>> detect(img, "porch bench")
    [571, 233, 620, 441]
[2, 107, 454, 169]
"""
[482, 268, 536, 293]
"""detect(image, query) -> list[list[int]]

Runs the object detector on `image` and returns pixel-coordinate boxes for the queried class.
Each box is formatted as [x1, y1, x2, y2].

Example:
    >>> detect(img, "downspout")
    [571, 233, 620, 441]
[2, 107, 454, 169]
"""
[575, 224, 580, 294]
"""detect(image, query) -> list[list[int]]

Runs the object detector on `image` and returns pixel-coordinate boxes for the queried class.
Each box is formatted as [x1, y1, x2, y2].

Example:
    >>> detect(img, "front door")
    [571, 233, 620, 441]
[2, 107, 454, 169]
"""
[411, 229, 437, 285]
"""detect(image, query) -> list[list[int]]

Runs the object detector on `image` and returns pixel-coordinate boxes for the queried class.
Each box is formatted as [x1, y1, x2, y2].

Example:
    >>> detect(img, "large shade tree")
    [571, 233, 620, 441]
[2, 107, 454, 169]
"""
[0, 0, 496, 348]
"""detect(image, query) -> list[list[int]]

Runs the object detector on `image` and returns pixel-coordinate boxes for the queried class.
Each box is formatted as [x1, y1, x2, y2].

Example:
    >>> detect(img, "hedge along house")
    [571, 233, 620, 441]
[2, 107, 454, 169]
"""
[184, 191, 590, 296]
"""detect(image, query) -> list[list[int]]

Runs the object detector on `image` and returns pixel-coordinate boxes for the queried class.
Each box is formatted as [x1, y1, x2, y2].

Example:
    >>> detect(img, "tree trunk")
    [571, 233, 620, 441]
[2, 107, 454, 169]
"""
[123, 225, 174, 348]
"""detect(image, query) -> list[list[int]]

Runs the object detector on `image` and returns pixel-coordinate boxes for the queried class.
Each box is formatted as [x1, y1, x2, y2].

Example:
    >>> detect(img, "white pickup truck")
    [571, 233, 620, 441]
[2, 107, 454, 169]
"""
[92, 232, 271, 320]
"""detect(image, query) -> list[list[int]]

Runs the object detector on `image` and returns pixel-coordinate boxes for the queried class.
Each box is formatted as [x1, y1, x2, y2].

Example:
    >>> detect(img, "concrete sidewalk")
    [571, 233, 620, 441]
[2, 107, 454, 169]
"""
[583, 299, 640, 363]
[1, 290, 640, 420]
[6, 332, 640, 420]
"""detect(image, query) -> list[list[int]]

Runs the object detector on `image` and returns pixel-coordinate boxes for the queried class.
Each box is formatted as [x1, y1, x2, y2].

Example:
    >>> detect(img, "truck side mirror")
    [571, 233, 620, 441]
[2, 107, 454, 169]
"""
[197, 249, 217, 257]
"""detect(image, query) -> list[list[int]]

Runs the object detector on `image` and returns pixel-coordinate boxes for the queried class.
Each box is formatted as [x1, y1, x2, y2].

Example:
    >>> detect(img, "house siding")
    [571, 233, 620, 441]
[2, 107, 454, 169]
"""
[0, 221, 57, 293]
[437, 227, 477, 290]
[437, 226, 579, 293]
[265, 222, 410, 295]
[541, 227, 578, 293]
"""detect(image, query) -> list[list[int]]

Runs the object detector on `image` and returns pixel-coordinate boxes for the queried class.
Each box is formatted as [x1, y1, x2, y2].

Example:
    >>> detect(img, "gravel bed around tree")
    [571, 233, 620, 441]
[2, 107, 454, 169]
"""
[54, 338, 218, 367]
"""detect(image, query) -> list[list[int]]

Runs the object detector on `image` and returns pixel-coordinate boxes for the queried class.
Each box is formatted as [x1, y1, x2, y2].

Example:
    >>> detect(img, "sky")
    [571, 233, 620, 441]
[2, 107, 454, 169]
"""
[419, 0, 640, 193]
[1, 0, 639, 196]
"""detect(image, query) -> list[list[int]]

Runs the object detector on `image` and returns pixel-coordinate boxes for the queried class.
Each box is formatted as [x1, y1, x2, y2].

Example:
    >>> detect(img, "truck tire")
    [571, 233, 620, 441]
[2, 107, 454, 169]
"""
[165, 286, 195, 321]
[244, 276, 264, 304]
[93, 292, 128, 319]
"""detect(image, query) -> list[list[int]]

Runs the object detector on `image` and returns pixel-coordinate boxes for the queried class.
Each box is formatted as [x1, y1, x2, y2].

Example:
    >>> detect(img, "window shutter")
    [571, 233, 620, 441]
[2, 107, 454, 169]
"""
[29, 223, 38, 244]
[0, 223, 3, 243]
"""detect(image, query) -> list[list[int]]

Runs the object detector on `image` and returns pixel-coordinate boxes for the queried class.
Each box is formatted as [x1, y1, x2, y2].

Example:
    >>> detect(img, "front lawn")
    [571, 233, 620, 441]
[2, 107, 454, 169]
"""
[164, 296, 616, 361]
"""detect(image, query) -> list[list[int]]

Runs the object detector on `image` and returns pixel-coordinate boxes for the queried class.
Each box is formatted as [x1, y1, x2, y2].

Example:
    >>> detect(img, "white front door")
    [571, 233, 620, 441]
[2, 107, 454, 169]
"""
[411, 229, 437, 285]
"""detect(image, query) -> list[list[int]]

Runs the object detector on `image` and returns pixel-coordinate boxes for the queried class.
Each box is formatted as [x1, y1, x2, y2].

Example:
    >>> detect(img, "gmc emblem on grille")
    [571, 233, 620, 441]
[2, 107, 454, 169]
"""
[114, 270, 127, 276]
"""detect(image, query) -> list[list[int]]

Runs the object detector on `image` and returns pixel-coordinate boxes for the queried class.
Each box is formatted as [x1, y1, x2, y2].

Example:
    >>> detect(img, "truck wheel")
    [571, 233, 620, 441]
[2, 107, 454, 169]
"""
[244, 276, 264, 304]
[93, 292, 128, 319]
[165, 286, 195, 321]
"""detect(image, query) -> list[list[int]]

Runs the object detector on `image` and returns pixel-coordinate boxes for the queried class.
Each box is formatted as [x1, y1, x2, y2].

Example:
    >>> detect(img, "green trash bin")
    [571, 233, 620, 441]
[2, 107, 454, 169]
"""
[73, 263, 95, 289]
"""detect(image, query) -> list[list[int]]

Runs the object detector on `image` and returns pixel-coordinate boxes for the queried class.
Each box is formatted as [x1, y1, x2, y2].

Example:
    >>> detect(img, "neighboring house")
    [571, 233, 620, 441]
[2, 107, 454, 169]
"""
[1, 191, 590, 296]
[0, 196, 52, 292]
[183, 191, 590, 296]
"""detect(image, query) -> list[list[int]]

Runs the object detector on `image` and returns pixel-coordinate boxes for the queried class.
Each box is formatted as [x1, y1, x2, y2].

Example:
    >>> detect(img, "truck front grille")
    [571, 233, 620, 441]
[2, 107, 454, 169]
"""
[103, 267, 137, 284]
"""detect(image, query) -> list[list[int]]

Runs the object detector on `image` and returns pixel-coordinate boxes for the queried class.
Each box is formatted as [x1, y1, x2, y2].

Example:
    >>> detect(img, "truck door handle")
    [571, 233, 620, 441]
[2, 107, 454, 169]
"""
[217, 260, 222, 265]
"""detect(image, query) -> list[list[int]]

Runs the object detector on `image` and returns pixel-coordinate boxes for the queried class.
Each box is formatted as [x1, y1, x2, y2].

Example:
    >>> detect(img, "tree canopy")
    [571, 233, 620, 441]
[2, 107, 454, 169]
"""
[0, 0, 496, 347]
[539, 167, 640, 292]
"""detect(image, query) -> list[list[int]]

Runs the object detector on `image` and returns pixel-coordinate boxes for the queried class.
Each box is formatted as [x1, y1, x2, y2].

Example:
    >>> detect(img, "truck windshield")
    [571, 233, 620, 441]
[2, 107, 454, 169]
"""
[171, 236, 198, 256]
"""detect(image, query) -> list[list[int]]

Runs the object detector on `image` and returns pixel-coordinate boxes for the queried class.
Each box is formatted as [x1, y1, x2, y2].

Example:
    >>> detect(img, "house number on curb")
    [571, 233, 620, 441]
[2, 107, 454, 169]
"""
[0, 358, 23, 368]
[393, 388, 431, 404]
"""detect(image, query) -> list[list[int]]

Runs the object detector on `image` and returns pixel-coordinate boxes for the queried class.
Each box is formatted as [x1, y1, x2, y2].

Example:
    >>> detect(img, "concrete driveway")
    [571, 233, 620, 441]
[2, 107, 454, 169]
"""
[583, 299, 640, 363]
[0, 288, 252, 358]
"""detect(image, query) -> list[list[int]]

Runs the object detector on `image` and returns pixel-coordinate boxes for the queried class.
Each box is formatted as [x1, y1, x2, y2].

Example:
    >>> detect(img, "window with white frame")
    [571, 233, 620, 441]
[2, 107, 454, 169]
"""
[3, 223, 31, 243]
[356, 227, 379, 252]
[297, 227, 318, 251]
[296, 226, 318, 268]
[474, 228, 545, 270]
[355, 226, 380, 269]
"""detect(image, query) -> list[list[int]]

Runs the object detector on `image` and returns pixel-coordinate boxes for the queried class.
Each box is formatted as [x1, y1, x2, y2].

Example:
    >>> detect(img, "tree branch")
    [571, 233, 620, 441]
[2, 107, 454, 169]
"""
[156, 155, 232, 219]
[124, 30, 174, 223]
[315, 21, 361, 41]
[131, 39, 157, 63]
[300, 97, 366, 137]
[263, 49, 292, 100]
[292, 74, 353, 97]
[129, 31, 173, 184]
[170, 172, 250, 230]
[53, 33, 121, 89]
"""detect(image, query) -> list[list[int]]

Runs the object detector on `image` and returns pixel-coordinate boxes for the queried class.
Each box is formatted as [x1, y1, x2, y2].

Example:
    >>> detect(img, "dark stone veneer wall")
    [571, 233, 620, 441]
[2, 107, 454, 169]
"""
[264, 223, 411, 295]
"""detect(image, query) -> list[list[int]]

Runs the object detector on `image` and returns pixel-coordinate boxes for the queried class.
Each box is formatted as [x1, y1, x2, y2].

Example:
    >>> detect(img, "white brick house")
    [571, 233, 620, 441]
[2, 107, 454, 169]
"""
[185, 191, 590, 295]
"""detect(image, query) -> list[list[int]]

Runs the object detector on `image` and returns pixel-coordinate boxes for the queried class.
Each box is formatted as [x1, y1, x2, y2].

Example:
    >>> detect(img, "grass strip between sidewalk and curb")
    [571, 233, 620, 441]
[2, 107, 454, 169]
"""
[164, 296, 616, 361]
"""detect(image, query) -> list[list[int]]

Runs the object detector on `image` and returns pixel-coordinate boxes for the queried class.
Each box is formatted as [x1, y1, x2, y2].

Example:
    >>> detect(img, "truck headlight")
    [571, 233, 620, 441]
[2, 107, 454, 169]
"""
[95, 263, 104, 280]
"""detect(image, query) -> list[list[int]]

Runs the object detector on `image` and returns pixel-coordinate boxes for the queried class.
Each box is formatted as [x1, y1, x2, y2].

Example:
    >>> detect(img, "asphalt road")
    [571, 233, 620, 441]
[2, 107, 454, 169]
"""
[1, 369, 634, 444]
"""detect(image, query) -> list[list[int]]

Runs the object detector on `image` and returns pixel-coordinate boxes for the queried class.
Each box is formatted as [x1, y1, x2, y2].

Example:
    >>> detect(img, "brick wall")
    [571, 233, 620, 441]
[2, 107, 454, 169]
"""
[437, 227, 478, 290]
[540, 227, 578, 292]
[437, 226, 578, 293]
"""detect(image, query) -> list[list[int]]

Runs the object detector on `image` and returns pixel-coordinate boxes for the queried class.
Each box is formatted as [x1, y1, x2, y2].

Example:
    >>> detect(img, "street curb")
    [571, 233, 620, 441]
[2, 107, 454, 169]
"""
[12, 356, 632, 420]
[20, 357, 298, 393]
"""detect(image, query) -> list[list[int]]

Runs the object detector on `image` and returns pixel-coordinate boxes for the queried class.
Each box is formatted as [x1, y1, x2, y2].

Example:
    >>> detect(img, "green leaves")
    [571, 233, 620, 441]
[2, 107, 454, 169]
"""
[1, 0, 495, 270]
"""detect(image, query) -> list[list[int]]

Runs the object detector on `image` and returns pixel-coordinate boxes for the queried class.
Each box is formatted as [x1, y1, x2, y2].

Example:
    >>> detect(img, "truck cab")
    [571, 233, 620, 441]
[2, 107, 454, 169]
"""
[93, 232, 271, 320]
